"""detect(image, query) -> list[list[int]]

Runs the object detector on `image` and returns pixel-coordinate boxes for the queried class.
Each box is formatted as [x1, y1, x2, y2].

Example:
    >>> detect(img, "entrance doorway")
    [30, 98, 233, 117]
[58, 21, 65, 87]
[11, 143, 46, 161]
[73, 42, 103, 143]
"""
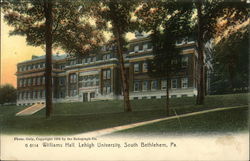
[83, 93, 88, 102]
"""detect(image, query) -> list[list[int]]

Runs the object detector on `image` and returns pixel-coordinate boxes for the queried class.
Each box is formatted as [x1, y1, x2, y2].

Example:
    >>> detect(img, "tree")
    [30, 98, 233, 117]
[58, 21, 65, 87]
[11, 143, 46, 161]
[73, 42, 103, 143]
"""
[210, 26, 249, 94]
[194, 0, 248, 104]
[148, 31, 181, 116]
[136, 0, 248, 106]
[0, 84, 17, 105]
[2, 0, 103, 117]
[92, 0, 139, 112]
[136, 0, 193, 115]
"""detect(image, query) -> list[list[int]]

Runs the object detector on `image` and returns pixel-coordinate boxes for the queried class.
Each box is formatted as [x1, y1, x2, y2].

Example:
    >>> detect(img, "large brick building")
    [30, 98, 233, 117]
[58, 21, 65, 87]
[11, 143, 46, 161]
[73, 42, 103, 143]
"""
[16, 35, 202, 106]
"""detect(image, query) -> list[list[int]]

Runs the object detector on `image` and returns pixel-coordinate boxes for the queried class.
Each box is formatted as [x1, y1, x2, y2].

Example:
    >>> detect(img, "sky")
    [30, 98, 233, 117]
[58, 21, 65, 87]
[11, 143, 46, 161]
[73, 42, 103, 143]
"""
[1, 16, 44, 87]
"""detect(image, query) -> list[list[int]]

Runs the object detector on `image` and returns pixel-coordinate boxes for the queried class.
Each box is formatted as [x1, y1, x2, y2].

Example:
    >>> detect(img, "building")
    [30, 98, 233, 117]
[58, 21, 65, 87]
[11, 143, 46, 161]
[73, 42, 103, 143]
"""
[16, 35, 200, 106]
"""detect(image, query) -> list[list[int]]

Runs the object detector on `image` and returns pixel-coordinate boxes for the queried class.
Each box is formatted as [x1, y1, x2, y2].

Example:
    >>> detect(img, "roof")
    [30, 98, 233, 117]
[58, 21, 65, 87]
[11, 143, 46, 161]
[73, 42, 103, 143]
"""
[19, 54, 68, 64]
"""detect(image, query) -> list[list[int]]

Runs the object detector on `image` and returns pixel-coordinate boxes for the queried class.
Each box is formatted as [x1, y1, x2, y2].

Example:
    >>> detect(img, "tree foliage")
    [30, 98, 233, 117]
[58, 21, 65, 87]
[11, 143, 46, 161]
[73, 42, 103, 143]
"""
[1, 0, 104, 117]
[2, 0, 104, 56]
[136, 0, 193, 115]
[0, 84, 17, 104]
[210, 26, 249, 94]
[90, 0, 139, 112]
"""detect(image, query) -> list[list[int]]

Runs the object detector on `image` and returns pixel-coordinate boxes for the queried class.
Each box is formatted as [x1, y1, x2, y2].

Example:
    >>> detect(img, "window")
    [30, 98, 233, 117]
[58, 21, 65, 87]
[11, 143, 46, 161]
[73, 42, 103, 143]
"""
[139, 44, 143, 51]
[142, 80, 149, 91]
[151, 80, 158, 90]
[42, 76, 45, 84]
[42, 90, 45, 98]
[70, 60, 76, 65]
[59, 91, 65, 98]
[40, 90, 43, 98]
[134, 63, 140, 73]
[19, 79, 23, 87]
[59, 77, 65, 85]
[70, 89, 77, 96]
[107, 86, 111, 94]
[134, 45, 139, 52]
[82, 58, 86, 64]
[103, 86, 107, 94]
[181, 78, 188, 88]
[103, 69, 111, 80]
[171, 79, 177, 89]
[103, 54, 107, 60]
[87, 57, 91, 63]
[134, 81, 140, 92]
[92, 57, 96, 62]
[37, 77, 41, 85]
[106, 54, 111, 59]
[82, 74, 99, 87]
[142, 62, 148, 72]
[96, 80, 99, 86]
[143, 44, 148, 51]
[23, 79, 27, 87]
[171, 95, 177, 98]
[33, 91, 37, 99]
[90, 92, 95, 98]
[161, 80, 167, 90]
[176, 38, 183, 45]
[107, 70, 111, 79]
[103, 70, 107, 79]
[33, 77, 36, 86]
[181, 56, 188, 67]
[69, 74, 77, 83]
[28, 78, 31, 86]
[103, 85, 111, 95]
[188, 37, 195, 43]
[171, 59, 178, 65]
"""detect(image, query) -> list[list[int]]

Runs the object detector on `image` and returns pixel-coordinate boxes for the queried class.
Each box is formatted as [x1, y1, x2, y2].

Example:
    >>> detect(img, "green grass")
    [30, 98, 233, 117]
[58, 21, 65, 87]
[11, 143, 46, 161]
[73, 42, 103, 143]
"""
[112, 106, 249, 136]
[0, 93, 248, 135]
[34, 93, 249, 116]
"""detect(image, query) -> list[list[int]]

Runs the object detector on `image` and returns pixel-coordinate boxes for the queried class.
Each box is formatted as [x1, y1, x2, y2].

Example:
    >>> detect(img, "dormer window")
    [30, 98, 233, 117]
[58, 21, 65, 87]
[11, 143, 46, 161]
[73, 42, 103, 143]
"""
[134, 63, 140, 73]
[92, 57, 96, 62]
[134, 46, 139, 52]
[103, 54, 107, 60]
[107, 54, 111, 60]
[181, 56, 188, 67]
[143, 44, 148, 51]
[87, 57, 91, 63]
[82, 58, 86, 64]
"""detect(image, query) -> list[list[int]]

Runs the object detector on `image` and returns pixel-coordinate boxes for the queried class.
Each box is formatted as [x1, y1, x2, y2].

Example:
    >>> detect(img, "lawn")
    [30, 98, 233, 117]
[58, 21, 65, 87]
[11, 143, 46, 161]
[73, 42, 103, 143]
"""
[35, 92, 249, 116]
[0, 93, 248, 135]
[111, 106, 249, 136]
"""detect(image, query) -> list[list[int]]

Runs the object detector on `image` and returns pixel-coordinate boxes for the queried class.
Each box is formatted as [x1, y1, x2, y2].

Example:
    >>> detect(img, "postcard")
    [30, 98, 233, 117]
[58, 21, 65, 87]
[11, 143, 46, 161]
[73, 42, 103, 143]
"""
[0, 0, 249, 160]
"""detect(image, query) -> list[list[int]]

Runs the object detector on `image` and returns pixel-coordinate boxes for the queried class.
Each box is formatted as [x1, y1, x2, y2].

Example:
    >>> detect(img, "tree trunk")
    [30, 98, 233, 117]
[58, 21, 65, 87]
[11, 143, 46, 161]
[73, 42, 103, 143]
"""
[196, 0, 205, 105]
[44, 0, 53, 118]
[166, 77, 170, 116]
[114, 27, 132, 112]
[228, 64, 235, 90]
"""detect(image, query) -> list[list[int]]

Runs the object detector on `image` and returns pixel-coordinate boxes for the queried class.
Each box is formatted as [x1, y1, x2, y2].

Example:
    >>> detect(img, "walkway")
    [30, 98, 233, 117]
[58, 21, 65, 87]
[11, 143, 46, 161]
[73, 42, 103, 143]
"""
[16, 103, 45, 116]
[74, 105, 247, 137]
